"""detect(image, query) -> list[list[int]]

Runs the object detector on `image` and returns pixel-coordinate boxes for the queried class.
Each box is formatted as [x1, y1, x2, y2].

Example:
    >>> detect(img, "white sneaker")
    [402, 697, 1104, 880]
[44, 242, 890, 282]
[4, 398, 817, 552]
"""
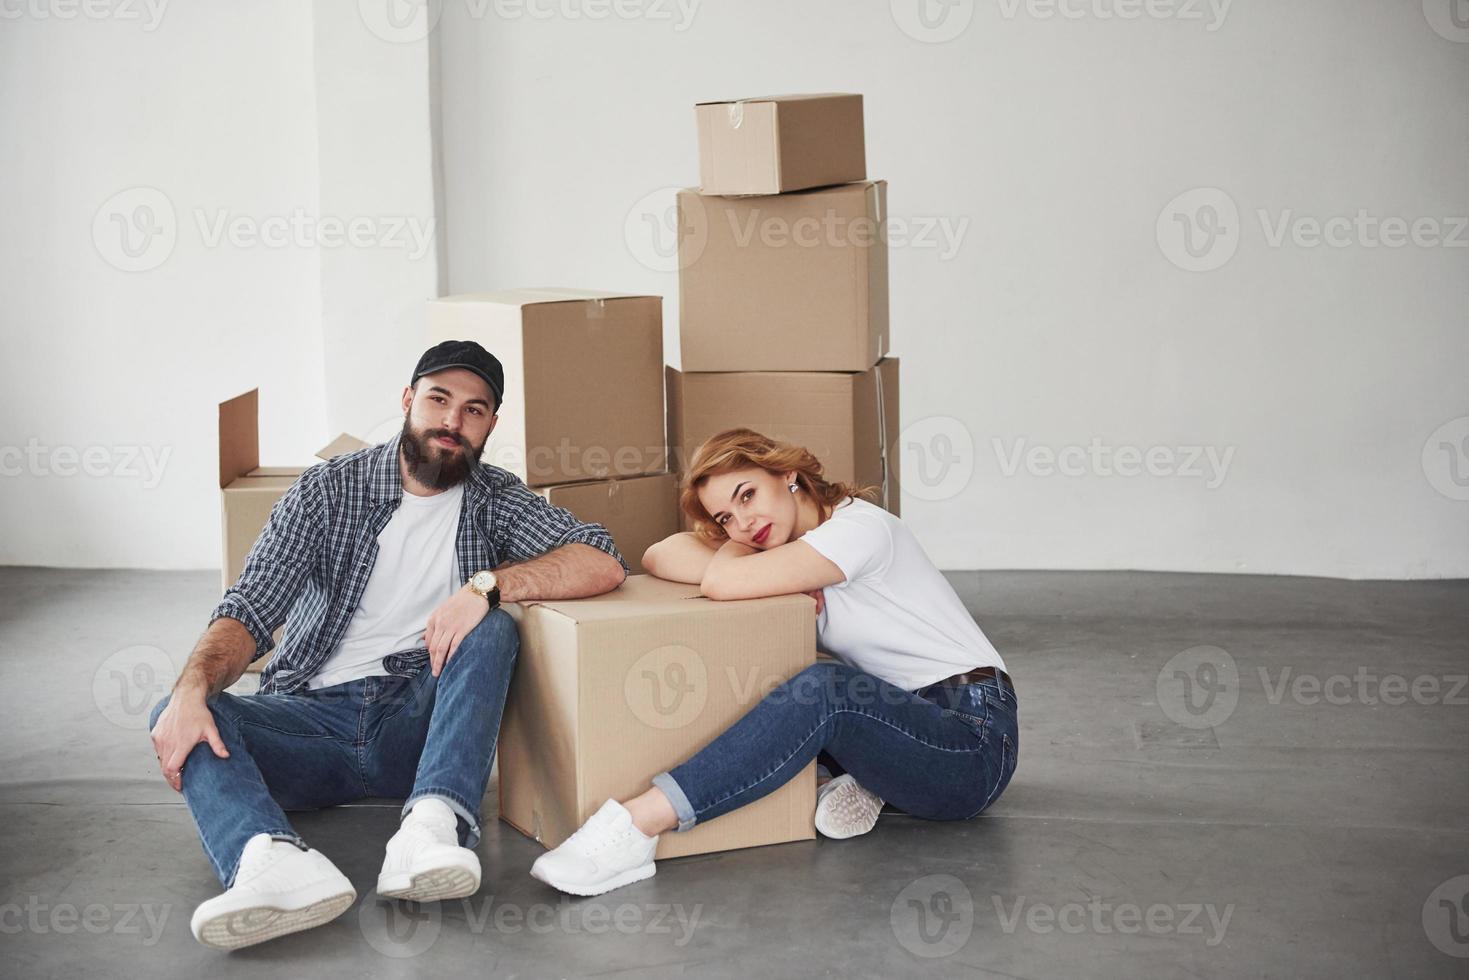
[377, 798, 481, 902]
[529, 800, 658, 897]
[815, 774, 884, 839]
[190, 834, 356, 951]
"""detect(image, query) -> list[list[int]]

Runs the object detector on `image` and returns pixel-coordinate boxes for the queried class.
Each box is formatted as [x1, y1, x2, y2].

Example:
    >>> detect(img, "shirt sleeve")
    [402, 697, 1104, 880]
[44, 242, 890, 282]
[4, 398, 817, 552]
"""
[209, 467, 325, 662]
[493, 475, 629, 572]
[800, 503, 895, 584]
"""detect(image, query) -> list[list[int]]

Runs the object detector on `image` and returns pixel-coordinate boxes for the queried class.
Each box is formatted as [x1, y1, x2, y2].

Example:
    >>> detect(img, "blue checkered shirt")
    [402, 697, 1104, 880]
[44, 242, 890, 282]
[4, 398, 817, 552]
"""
[212, 434, 627, 694]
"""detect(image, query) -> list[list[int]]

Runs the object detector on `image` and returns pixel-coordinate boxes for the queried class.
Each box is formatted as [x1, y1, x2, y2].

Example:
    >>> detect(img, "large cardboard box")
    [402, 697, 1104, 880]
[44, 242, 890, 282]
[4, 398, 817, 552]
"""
[498, 575, 817, 860]
[535, 473, 679, 575]
[218, 390, 367, 671]
[426, 289, 666, 487]
[678, 181, 889, 372]
[666, 359, 901, 518]
[695, 93, 866, 196]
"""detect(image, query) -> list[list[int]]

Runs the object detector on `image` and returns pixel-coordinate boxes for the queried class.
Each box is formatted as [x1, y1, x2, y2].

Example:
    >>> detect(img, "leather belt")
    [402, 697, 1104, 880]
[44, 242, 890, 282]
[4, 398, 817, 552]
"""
[939, 666, 1014, 693]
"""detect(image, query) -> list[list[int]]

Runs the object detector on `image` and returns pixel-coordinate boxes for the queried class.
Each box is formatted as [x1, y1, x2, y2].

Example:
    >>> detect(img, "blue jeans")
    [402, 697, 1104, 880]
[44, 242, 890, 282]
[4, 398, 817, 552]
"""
[149, 609, 519, 887]
[652, 661, 1018, 831]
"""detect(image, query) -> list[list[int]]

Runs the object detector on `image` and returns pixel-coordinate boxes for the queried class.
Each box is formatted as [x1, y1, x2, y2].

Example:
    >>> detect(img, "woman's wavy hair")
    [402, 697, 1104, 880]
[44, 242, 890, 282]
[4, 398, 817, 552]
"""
[680, 427, 878, 541]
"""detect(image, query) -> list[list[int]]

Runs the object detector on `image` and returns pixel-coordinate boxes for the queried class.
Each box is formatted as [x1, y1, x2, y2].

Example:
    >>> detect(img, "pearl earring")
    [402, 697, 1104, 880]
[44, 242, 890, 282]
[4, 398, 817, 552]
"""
[789, 482, 799, 493]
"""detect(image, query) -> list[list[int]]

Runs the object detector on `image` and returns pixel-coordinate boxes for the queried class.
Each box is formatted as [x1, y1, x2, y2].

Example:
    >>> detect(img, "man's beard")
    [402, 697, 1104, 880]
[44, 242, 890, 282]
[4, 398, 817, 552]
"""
[399, 417, 484, 490]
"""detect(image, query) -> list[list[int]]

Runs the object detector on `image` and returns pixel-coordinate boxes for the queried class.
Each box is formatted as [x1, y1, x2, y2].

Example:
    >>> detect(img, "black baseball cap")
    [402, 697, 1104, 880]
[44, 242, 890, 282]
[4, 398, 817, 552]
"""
[412, 340, 505, 410]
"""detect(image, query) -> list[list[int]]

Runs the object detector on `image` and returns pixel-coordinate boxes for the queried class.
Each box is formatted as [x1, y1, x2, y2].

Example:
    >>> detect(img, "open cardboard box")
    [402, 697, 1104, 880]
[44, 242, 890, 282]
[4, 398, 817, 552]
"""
[218, 389, 368, 671]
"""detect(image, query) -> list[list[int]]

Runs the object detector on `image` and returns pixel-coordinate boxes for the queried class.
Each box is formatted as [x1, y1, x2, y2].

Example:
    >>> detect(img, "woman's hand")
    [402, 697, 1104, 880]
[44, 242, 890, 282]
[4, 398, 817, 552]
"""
[642, 532, 722, 583]
[805, 588, 826, 616]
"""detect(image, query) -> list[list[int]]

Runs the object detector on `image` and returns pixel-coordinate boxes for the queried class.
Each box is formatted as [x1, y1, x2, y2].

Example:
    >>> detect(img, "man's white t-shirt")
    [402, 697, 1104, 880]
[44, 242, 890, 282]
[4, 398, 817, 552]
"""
[799, 497, 1006, 691]
[307, 483, 464, 691]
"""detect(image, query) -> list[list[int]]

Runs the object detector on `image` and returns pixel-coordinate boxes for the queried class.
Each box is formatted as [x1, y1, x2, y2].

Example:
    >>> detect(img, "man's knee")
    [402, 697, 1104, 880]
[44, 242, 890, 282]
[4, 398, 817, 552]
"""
[461, 608, 520, 659]
[148, 693, 172, 731]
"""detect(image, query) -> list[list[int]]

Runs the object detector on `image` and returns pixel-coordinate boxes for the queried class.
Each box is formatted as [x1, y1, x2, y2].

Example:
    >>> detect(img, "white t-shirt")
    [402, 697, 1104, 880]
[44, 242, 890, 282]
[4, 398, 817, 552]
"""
[308, 483, 464, 690]
[799, 497, 1006, 691]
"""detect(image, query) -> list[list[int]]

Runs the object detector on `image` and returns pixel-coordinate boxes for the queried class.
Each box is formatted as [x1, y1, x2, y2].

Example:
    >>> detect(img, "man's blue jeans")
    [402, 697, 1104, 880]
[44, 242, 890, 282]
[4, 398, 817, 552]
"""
[149, 610, 519, 887]
[652, 661, 1019, 830]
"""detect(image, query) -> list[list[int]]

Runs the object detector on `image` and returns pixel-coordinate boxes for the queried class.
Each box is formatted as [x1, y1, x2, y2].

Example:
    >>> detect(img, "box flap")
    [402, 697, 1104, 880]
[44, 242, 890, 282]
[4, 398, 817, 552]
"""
[432, 288, 648, 309]
[218, 389, 260, 489]
[695, 93, 858, 106]
[316, 433, 369, 460]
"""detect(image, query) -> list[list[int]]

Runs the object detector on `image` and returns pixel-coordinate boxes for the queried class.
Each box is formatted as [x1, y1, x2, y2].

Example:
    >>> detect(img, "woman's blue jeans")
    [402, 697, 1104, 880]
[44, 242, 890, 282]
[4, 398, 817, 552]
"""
[652, 660, 1018, 831]
[149, 610, 519, 887]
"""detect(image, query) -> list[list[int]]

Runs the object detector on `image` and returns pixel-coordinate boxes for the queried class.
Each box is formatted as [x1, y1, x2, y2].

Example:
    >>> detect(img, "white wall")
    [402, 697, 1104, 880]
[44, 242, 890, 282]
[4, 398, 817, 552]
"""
[0, 1, 438, 569]
[435, 0, 1469, 579]
[3, 1, 1465, 578]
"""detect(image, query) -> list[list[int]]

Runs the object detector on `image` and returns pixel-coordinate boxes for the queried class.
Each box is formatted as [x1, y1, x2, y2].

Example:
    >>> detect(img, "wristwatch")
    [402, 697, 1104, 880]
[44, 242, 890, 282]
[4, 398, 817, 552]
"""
[468, 569, 501, 609]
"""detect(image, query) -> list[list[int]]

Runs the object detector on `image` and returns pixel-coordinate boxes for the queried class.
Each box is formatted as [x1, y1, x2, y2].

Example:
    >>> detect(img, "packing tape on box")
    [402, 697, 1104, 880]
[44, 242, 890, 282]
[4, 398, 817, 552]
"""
[587, 297, 607, 320]
[607, 478, 625, 516]
[726, 101, 745, 129]
[875, 364, 891, 511]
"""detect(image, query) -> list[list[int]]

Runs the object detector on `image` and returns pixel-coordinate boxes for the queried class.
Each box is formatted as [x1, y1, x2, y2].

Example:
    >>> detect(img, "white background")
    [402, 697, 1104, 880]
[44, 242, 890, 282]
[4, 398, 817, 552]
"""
[2, 0, 1466, 578]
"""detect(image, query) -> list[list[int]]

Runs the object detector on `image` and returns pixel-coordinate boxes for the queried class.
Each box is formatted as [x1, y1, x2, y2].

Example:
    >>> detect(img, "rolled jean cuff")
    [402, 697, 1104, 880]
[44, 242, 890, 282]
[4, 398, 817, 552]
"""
[651, 771, 697, 833]
[404, 789, 482, 848]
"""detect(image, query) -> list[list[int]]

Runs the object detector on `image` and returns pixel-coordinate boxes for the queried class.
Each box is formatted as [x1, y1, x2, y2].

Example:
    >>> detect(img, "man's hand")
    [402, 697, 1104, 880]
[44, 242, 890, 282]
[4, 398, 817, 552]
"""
[149, 692, 229, 793]
[425, 585, 491, 677]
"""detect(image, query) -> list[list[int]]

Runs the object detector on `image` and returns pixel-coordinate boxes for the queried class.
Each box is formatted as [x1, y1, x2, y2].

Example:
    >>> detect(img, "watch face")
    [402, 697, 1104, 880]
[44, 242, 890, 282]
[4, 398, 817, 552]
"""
[473, 570, 496, 592]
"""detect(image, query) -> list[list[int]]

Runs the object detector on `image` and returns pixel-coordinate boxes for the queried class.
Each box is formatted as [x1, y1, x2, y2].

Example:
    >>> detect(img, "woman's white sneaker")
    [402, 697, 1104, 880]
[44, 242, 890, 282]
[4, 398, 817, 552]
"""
[815, 774, 884, 839]
[529, 800, 658, 897]
[190, 834, 356, 951]
[377, 798, 482, 902]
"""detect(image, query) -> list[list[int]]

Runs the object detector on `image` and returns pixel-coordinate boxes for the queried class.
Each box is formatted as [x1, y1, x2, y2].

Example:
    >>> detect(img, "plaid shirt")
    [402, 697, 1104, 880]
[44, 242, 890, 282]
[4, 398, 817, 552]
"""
[212, 433, 626, 695]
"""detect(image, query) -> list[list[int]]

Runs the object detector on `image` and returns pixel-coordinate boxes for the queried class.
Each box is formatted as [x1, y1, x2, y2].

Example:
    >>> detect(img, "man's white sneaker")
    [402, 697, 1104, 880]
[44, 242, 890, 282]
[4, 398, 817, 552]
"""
[529, 800, 658, 897]
[815, 774, 884, 839]
[190, 834, 356, 951]
[377, 797, 481, 902]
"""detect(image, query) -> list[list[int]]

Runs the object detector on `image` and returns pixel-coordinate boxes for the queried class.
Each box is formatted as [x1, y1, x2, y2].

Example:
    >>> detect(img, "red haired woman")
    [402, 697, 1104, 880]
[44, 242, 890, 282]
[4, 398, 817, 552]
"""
[530, 428, 1017, 896]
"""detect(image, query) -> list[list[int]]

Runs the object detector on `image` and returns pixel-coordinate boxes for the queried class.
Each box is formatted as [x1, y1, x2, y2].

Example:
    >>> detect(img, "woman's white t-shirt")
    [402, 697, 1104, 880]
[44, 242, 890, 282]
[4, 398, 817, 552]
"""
[798, 497, 1005, 691]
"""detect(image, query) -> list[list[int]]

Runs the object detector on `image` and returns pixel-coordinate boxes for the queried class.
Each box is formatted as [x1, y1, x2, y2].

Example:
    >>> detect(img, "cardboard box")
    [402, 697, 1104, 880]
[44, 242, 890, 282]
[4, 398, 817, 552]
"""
[498, 575, 817, 860]
[678, 181, 888, 372]
[427, 289, 666, 487]
[218, 390, 368, 671]
[535, 473, 679, 575]
[695, 93, 866, 196]
[666, 359, 900, 518]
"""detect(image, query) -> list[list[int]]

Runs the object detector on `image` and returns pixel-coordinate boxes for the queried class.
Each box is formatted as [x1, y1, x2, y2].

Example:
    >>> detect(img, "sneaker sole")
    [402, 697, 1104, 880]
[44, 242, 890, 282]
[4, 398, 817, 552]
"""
[193, 890, 356, 951]
[529, 861, 655, 897]
[815, 780, 884, 840]
[377, 865, 480, 903]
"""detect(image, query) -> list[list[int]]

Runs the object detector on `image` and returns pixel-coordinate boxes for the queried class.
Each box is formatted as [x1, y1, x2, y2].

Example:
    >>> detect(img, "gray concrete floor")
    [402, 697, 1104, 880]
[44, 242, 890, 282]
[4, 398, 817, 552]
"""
[1, 567, 1466, 979]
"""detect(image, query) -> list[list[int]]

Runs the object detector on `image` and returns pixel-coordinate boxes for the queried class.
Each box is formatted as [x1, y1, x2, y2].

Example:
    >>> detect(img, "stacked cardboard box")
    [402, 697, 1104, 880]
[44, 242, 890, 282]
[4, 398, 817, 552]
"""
[426, 288, 678, 572]
[675, 94, 900, 512]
